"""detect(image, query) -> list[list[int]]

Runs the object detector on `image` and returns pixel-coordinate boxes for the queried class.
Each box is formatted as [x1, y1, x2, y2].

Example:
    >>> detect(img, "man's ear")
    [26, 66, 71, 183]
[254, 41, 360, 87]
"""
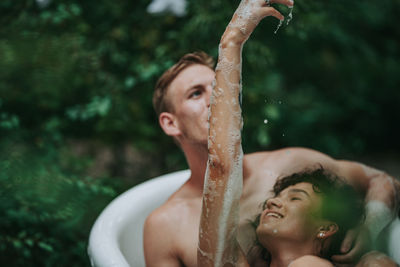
[159, 112, 181, 137]
[318, 223, 339, 239]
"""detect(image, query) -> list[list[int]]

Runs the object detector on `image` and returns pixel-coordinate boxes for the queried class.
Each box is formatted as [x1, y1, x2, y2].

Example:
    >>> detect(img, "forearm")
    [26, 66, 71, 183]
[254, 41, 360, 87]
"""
[364, 169, 399, 211]
[198, 13, 247, 267]
[363, 167, 399, 240]
[198, 39, 244, 267]
[198, 1, 290, 265]
[339, 161, 399, 233]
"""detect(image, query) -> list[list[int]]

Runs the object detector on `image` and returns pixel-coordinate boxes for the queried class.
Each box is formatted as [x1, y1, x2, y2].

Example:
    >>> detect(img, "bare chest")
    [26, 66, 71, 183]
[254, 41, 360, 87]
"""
[173, 201, 202, 267]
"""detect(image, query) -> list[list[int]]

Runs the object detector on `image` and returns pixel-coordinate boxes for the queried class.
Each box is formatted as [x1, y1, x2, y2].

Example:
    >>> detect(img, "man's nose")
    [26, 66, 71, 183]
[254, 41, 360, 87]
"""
[206, 84, 213, 108]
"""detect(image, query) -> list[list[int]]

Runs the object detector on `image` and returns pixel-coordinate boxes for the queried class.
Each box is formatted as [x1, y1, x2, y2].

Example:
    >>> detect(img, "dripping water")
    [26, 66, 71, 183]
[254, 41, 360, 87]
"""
[286, 6, 293, 26]
[274, 19, 284, 34]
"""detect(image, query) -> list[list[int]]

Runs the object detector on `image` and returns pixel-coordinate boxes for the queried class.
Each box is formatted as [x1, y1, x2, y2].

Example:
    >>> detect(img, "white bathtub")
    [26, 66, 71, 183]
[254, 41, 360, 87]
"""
[88, 170, 190, 267]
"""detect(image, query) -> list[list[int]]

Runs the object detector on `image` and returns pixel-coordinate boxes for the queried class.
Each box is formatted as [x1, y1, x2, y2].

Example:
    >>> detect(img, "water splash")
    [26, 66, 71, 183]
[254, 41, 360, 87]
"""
[274, 1, 294, 34]
[286, 6, 293, 26]
[274, 19, 284, 34]
[147, 0, 187, 17]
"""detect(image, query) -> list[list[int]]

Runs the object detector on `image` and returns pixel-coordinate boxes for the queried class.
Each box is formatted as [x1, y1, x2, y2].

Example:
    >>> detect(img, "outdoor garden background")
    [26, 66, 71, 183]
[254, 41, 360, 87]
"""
[0, 0, 399, 266]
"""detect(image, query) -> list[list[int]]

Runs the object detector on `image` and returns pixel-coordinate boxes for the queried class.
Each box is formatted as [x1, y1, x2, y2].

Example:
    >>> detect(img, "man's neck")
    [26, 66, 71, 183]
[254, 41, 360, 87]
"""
[181, 142, 208, 190]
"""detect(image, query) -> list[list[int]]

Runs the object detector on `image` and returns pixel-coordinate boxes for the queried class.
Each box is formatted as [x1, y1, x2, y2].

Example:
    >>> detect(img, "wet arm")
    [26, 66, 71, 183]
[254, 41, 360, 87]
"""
[197, 1, 291, 266]
[197, 13, 247, 267]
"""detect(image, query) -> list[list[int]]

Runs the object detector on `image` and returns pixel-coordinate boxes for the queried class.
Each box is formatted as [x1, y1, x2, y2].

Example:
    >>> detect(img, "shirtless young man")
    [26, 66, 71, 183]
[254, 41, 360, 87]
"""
[143, 1, 399, 266]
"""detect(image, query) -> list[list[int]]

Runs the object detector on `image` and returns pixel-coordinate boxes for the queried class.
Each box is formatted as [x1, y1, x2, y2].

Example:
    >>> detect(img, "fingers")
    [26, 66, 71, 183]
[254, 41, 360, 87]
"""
[268, 0, 294, 7]
[331, 243, 364, 266]
[259, 0, 292, 21]
[331, 252, 355, 264]
[263, 7, 284, 21]
[340, 229, 357, 253]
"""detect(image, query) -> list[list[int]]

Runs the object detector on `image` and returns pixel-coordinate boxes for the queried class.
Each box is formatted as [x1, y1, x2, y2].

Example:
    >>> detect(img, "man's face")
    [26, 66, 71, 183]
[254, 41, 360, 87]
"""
[167, 64, 215, 146]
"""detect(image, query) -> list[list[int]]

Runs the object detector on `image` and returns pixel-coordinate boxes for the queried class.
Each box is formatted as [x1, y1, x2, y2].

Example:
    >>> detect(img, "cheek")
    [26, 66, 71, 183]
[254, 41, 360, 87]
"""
[181, 103, 203, 117]
[287, 207, 316, 230]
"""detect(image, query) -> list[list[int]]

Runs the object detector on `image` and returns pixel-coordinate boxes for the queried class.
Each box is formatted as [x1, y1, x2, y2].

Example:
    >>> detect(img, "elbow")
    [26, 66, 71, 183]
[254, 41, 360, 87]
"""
[368, 173, 399, 211]
[208, 152, 230, 175]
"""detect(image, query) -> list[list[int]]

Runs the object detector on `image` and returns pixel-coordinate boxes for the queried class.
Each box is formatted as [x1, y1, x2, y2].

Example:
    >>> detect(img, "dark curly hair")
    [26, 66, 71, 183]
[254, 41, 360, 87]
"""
[252, 166, 365, 260]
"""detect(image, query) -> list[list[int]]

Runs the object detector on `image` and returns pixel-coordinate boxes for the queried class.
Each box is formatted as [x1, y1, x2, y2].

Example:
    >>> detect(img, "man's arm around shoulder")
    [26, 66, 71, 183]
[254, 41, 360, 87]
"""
[332, 160, 399, 264]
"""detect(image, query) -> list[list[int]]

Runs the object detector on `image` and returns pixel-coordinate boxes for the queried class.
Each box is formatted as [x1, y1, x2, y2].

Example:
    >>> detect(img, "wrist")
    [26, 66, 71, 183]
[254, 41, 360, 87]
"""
[364, 201, 394, 242]
[221, 27, 247, 48]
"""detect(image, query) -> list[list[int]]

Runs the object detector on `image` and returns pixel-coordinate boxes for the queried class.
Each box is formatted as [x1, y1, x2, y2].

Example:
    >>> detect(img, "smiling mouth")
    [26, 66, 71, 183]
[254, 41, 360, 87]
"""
[265, 211, 283, 219]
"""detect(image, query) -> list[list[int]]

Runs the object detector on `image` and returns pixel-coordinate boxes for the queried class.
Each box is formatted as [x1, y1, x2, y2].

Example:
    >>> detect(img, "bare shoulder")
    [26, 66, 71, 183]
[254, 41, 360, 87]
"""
[143, 192, 201, 267]
[143, 201, 180, 266]
[144, 192, 200, 235]
[289, 255, 334, 267]
[143, 198, 183, 253]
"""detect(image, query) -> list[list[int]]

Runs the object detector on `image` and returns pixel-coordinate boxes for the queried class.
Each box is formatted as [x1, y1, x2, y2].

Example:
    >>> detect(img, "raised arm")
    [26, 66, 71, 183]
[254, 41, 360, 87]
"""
[198, 1, 292, 266]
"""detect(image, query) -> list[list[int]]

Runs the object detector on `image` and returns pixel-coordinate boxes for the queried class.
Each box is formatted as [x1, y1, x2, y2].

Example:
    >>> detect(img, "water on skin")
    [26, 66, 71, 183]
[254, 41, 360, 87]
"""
[203, 41, 244, 267]
[203, 1, 300, 264]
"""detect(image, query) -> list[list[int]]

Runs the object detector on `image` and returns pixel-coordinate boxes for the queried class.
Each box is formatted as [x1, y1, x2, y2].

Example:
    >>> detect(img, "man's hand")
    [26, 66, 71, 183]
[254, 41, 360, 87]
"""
[331, 226, 372, 267]
[221, 0, 293, 46]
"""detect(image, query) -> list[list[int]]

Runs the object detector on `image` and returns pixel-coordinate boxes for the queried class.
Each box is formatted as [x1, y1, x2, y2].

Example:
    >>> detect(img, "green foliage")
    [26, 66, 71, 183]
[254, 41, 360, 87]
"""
[0, 0, 399, 265]
[1, 0, 398, 156]
[0, 140, 117, 266]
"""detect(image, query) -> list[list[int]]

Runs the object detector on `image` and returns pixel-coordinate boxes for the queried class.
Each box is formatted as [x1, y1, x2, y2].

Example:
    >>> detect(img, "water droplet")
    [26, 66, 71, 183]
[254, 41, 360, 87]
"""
[286, 6, 294, 26]
[274, 19, 284, 34]
[263, 119, 268, 124]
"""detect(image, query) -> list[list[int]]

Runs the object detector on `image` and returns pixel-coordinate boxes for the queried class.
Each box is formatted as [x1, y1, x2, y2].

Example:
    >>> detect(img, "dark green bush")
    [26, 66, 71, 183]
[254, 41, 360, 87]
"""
[0, 140, 117, 266]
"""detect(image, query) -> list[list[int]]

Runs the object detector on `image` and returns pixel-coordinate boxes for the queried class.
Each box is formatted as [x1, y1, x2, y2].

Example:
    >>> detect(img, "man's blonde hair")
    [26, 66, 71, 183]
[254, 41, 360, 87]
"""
[152, 51, 214, 116]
